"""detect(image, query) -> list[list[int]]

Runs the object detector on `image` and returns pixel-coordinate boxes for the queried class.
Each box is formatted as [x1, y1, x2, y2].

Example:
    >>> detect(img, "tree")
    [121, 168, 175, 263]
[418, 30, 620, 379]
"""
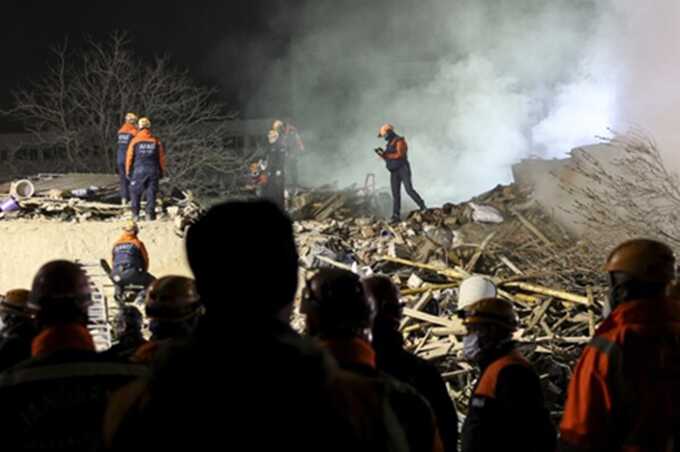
[561, 132, 680, 250]
[6, 31, 247, 196]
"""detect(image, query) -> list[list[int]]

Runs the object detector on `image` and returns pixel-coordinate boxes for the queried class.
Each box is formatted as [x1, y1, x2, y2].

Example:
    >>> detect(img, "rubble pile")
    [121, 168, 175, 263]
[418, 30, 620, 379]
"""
[0, 173, 202, 230]
[295, 183, 606, 418]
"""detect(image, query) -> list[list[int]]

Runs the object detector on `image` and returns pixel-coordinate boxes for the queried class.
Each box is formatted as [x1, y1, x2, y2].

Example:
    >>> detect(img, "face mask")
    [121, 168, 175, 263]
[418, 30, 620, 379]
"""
[463, 332, 482, 362]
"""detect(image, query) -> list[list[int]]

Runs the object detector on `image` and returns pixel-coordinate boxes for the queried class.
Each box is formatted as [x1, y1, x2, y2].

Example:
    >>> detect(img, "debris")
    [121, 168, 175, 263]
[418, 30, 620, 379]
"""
[470, 202, 504, 224]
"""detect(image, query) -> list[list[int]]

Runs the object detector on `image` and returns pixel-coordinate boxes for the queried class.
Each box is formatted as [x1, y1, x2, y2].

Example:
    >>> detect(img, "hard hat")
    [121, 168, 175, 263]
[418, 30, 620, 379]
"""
[125, 112, 138, 124]
[28, 260, 92, 314]
[604, 238, 675, 283]
[272, 120, 284, 132]
[0, 289, 35, 318]
[302, 268, 374, 333]
[123, 220, 139, 234]
[138, 117, 151, 129]
[377, 123, 394, 138]
[145, 276, 202, 321]
[460, 297, 518, 330]
[458, 276, 497, 311]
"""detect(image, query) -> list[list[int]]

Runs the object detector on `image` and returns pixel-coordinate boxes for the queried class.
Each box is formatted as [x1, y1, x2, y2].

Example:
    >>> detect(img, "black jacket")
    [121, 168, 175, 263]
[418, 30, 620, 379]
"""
[0, 349, 148, 451]
[461, 347, 556, 452]
[0, 322, 37, 371]
[375, 331, 459, 452]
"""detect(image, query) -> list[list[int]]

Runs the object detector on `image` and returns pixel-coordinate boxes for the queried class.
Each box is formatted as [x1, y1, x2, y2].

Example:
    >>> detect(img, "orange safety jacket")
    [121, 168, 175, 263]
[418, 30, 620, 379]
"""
[112, 233, 150, 272]
[125, 129, 167, 177]
[559, 297, 680, 451]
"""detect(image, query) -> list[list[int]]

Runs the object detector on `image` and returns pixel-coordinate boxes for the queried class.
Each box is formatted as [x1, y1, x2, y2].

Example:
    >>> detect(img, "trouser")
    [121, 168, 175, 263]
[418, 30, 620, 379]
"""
[117, 159, 129, 201]
[264, 170, 285, 210]
[286, 155, 298, 189]
[112, 266, 155, 300]
[130, 173, 159, 220]
[390, 162, 425, 218]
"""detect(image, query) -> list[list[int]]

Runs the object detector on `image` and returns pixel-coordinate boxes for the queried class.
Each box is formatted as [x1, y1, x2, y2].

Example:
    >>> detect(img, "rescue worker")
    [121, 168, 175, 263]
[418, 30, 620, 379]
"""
[271, 119, 305, 190]
[559, 238, 680, 451]
[116, 112, 138, 205]
[0, 288, 38, 370]
[130, 275, 203, 363]
[103, 306, 146, 361]
[364, 274, 459, 452]
[263, 124, 287, 209]
[0, 260, 147, 450]
[125, 116, 166, 221]
[303, 268, 444, 452]
[459, 297, 555, 452]
[104, 200, 408, 452]
[375, 123, 426, 222]
[111, 221, 154, 301]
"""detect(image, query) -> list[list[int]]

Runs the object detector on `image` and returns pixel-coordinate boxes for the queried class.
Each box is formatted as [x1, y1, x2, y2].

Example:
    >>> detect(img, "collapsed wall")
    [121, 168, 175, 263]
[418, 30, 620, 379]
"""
[0, 219, 191, 291]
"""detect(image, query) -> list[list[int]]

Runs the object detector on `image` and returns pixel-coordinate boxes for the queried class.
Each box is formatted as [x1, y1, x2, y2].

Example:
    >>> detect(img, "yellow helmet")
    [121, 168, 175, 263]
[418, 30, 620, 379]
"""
[125, 112, 138, 124]
[378, 123, 394, 138]
[272, 120, 284, 132]
[460, 297, 518, 330]
[138, 117, 151, 129]
[604, 238, 675, 283]
[123, 220, 139, 234]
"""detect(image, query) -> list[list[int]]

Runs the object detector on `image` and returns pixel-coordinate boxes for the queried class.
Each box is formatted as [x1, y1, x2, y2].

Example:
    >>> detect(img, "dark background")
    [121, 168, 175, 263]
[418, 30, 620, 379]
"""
[0, 0, 294, 130]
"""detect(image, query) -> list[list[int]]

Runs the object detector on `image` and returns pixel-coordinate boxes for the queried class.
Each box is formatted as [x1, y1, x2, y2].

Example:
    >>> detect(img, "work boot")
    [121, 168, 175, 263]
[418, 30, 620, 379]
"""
[390, 215, 400, 224]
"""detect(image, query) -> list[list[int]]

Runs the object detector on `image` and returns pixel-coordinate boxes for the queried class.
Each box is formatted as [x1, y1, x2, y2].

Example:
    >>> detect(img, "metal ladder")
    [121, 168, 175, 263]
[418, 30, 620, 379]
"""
[76, 260, 116, 352]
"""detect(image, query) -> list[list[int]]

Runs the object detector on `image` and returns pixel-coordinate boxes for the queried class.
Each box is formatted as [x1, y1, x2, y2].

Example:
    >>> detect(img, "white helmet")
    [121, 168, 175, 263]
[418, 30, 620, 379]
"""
[458, 275, 497, 311]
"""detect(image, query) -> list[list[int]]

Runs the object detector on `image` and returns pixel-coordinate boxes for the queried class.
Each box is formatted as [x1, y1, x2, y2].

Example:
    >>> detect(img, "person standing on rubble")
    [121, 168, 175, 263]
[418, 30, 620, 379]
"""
[364, 275, 459, 452]
[116, 112, 138, 206]
[375, 124, 426, 223]
[559, 239, 680, 451]
[111, 221, 154, 300]
[302, 268, 444, 452]
[130, 275, 204, 363]
[271, 119, 304, 191]
[263, 121, 288, 209]
[125, 117, 166, 221]
[458, 297, 555, 452]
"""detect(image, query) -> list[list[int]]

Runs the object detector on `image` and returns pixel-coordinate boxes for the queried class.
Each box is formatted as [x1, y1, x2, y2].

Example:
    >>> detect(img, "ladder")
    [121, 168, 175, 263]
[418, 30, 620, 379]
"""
[76, 260, 116, 352]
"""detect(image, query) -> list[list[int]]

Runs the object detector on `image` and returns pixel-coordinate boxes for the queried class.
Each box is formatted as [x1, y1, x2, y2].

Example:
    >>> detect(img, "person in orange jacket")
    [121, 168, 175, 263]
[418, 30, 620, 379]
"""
[131, 275, 203, 364]
[116, 113, 138, 206]
[125, 117, 166, 221]
[458, 297, 555, 452]
[111, 221, 154, 300]
[559, 238, 680, 451]
[375, 124, 426, 223]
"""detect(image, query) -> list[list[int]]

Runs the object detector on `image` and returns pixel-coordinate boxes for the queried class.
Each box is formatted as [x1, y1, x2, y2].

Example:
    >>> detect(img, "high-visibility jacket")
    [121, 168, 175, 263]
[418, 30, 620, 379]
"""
[559, 297, 680, 451]
[117, 123, 138, 164]
[462, 348, 556, 452]
[112, 233, 149, 272]
[125, 129, 166, 177]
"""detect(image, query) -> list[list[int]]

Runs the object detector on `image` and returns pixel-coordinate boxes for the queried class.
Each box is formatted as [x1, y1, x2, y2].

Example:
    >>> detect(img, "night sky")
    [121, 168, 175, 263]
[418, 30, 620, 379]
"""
[0, 1, 292, 130]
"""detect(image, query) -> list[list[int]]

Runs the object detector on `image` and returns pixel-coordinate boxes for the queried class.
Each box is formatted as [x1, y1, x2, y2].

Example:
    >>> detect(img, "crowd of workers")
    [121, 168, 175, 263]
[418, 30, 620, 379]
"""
[0, 199, 677, 450]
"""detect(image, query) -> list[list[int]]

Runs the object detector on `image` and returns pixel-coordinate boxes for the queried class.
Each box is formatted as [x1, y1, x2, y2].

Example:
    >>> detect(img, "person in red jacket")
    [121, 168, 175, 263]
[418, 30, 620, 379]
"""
[125, 117, 166, 221]
[559, 238, 680, 451]
[116, 113, 138, 206]
[375, 124, 426, 223]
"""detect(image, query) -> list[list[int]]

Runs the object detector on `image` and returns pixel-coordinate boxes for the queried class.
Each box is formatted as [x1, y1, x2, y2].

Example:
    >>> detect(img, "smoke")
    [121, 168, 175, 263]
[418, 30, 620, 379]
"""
[236, 0, 679, 206]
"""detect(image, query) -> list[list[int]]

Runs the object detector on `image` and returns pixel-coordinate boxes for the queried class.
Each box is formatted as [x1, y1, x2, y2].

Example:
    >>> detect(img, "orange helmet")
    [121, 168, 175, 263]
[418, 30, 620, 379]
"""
[604, 238, 675, 283]
[378, 123, 394, 138]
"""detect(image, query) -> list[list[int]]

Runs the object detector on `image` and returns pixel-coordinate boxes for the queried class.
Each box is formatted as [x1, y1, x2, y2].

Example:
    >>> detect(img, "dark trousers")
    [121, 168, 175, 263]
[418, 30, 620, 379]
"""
[390, 162, 425, 218]
[130, 174, 159, 220]
[264, 170, 285, 210]
[117, 160, 129, 201]
[286, 156, 298, 188]
[112, 267, 155, 300]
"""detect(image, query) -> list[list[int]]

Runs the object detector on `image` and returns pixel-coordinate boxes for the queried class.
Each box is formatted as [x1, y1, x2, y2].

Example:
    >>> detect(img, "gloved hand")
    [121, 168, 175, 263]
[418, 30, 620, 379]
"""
[374, 147, 385, 157]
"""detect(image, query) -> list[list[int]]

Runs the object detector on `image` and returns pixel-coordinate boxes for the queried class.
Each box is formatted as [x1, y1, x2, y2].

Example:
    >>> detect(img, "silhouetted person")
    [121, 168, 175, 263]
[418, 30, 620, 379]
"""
[103, 201, 406, 452]
[103, 306, 146, 361]
[130, 275, 203, 363]
[0, 289, 38, 371]
[365, 275, 459, 452]
[303, 268, 444, 452]
[0, 260, 147, 451]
